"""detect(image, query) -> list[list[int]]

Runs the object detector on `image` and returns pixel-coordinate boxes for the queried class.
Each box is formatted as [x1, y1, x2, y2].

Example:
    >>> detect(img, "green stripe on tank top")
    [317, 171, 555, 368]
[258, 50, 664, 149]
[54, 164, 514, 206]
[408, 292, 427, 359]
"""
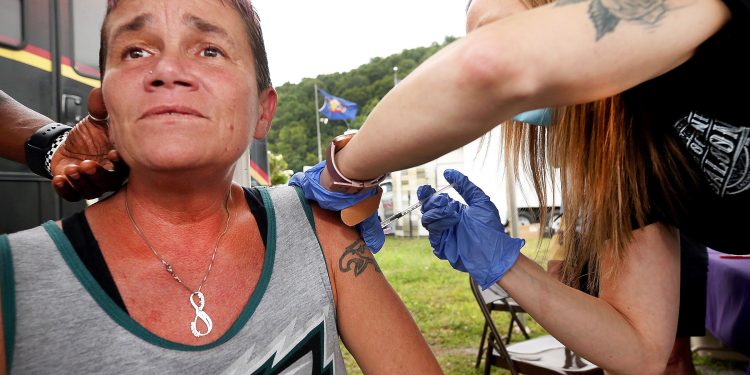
[41, 190, 277, 351]
[0, 234, 16, 372]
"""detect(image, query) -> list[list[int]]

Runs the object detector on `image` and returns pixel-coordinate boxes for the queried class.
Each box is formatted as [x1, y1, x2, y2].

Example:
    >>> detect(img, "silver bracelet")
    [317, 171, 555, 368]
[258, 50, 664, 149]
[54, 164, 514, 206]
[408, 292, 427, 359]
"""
[45, 130, 71, 176]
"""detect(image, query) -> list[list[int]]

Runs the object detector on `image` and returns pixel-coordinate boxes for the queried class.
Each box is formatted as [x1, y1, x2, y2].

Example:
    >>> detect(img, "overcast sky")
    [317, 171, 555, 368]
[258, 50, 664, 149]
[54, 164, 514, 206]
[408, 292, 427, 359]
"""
[253, 1, 468, 86]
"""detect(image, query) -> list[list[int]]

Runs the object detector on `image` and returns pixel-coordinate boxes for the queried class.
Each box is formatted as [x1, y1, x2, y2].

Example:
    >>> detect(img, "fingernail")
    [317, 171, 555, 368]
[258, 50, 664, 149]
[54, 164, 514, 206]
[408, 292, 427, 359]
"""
[69, 173, 80, 180]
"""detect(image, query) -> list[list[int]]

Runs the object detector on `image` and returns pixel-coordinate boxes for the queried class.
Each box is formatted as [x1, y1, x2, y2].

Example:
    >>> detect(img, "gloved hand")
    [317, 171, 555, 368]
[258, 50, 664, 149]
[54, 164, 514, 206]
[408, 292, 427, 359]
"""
[418, 169, 525, 289]
[289, 161, 385, 252]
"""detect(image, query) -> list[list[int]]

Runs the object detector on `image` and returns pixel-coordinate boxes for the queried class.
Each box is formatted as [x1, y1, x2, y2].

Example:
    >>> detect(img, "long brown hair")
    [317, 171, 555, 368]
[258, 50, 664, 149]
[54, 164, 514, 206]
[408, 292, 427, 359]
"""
[498, 0, 696, 289]
[504, 92, 695, 289]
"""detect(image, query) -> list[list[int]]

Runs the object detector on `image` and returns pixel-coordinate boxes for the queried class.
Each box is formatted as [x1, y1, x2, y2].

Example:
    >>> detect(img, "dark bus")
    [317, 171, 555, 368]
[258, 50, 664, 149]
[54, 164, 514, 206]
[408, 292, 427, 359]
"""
[0, 0, 270, 234]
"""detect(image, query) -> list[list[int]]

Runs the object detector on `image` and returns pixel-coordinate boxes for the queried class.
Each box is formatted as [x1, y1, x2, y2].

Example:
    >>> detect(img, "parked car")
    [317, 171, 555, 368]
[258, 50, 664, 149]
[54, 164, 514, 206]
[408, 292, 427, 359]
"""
[378, 179, 395, 234]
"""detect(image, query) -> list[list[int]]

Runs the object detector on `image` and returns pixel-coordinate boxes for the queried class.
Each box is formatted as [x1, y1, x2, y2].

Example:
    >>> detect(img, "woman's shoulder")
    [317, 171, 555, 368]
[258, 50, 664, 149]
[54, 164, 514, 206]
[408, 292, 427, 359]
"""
[3, 221, 56, 237]
[2, 222, 59, 255]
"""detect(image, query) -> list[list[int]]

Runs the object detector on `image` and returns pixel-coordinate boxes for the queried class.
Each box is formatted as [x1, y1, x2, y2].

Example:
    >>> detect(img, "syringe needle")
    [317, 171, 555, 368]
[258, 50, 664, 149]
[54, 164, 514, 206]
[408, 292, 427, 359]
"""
[380, 183, 455, 230]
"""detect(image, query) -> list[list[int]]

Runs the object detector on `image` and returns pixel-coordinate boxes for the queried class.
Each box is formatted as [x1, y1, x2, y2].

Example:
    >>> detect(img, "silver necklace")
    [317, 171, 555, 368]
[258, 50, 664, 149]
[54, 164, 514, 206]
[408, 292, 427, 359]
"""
[124, 186, 232, 338]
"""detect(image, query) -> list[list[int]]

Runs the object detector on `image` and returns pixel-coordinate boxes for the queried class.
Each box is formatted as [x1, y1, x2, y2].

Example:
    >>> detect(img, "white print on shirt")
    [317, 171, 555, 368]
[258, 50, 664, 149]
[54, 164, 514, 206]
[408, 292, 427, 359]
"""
[673, 112, 750, 197]
[224, 312, 336, 375]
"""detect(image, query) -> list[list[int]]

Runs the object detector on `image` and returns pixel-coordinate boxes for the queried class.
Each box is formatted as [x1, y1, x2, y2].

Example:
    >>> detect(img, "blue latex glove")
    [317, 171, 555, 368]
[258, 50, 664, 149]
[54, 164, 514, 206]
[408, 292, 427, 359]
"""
[417, 169, 525, 289]
[289, 161, 385, 252]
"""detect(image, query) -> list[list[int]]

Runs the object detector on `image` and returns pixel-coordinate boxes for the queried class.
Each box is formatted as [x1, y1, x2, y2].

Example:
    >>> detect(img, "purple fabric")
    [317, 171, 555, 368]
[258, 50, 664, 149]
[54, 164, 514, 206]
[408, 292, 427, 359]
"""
[705, 249, 750, 363]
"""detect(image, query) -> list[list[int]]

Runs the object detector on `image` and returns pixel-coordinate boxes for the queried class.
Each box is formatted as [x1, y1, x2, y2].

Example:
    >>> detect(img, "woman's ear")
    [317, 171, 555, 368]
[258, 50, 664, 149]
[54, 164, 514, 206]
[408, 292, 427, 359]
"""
[254, 87, 277, 140]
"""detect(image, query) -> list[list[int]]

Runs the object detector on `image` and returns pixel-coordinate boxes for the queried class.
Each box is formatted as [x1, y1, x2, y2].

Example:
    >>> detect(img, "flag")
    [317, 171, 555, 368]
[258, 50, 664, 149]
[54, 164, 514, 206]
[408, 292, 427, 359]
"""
[319, 89, 358, 121]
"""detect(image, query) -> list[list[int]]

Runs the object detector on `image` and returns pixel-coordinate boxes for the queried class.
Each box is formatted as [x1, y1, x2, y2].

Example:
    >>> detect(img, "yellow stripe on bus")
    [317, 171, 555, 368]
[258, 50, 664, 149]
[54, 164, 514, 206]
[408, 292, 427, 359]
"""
[61, 64, 100, 88]
[250, 169, 271, 186]
[0, 47, 52, 72]
[1, 47, 100, 88]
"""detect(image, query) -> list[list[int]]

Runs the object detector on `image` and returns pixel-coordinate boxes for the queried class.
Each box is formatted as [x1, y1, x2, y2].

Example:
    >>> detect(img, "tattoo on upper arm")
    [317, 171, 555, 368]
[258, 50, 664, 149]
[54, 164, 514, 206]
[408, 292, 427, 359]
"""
[338, 239, 382, 277]
[557, 0, 668, 40]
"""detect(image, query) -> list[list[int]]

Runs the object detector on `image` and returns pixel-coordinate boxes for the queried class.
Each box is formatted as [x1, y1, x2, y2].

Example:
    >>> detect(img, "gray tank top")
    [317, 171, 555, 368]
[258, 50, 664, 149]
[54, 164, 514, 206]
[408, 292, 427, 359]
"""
[0, 186, 346, 374]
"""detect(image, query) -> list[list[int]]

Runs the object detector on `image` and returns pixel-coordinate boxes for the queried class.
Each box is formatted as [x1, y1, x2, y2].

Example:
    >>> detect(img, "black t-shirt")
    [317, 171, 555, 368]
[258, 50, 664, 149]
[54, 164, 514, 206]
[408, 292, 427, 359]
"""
[61, 187, 268, 314]
[622, 0, 750, 254]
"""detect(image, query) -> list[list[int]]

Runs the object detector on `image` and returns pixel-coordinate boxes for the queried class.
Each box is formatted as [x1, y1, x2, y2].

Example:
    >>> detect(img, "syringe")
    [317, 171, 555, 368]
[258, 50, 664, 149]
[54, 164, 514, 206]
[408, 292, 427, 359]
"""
[380, 183, 456, 230]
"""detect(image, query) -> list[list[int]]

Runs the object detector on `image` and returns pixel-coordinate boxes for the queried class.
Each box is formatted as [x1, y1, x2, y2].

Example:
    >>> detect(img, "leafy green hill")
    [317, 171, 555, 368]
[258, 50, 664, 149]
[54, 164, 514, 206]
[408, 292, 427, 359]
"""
[268, 36, 457, 172]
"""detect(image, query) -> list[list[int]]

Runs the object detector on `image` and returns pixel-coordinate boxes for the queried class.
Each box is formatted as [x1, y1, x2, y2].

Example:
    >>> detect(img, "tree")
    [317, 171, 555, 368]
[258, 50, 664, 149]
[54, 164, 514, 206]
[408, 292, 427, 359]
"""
[268, 151, 293, 186]
[268, 36, 457, 172]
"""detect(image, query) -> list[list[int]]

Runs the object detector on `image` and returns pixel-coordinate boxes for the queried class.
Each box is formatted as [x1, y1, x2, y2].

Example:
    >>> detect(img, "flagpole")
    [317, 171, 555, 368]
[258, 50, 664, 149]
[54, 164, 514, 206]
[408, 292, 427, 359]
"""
[314, 83, 322, 163]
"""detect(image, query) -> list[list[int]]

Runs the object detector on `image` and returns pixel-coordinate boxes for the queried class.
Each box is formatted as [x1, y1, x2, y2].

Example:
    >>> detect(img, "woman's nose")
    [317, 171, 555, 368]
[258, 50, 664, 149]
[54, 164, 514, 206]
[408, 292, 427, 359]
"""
[144, 53, 198, 91]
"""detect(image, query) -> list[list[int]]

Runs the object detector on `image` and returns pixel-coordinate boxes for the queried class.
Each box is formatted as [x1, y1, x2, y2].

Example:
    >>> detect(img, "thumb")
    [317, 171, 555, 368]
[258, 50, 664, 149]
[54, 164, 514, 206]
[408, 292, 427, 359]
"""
[357, 214, 385, 253]
[87, 87, 109, 126]
[443, 169, 490, 206]
[417, 184, 436, 201]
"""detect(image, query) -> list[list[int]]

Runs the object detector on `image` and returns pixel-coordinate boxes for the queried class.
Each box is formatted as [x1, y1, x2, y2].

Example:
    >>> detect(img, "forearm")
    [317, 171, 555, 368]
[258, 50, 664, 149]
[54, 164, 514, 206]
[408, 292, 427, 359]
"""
[499, 255, 674, 374]
[342, 286, 442, 374]
[313, 205, 441, 373]
[336, 34, 531, 180]
[0, 90, 53, 163]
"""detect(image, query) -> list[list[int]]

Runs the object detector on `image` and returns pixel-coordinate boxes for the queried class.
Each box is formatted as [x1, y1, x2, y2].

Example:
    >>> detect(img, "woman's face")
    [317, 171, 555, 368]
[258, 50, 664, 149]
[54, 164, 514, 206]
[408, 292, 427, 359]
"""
[466, 0, 530, 33]
[101, 0, 276, 174]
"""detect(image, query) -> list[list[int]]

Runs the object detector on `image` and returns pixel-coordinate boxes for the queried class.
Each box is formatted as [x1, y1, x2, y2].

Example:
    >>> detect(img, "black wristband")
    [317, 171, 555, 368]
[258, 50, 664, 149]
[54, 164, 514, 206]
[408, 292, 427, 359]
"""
[24, 123, 73, 179]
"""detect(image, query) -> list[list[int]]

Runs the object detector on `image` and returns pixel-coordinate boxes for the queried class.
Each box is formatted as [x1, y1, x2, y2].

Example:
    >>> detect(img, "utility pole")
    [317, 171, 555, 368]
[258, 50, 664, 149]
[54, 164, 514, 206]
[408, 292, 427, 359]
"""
[506, 160, 520, 238]
[314, 83, 322, 162]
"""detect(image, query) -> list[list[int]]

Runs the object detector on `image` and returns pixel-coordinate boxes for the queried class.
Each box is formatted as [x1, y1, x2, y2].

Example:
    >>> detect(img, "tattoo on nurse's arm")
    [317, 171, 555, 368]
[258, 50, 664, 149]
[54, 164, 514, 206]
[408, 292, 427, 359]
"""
[338, 239, 382, 277]
[556, 0, 667, 40]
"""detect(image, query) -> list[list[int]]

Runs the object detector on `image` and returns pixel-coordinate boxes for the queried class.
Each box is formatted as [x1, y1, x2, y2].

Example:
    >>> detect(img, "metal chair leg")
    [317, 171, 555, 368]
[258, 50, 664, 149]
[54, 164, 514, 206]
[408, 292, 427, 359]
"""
[485, 334, 493, 375]
[512, 312, 531, 340]
[506, 313, 515, 345]
[476, 321, 489, 368]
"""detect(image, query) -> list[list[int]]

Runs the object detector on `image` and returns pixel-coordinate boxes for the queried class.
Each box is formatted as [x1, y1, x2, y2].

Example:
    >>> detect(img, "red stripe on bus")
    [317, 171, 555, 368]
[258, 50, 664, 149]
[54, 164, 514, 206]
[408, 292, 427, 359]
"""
[23, 44, 52, 59]
[250, 160, 270, 181]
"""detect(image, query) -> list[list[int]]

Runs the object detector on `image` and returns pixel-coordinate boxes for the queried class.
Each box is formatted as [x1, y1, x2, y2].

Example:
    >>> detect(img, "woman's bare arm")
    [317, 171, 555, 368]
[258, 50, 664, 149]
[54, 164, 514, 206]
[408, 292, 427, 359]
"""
[335, 0, 730, 180]
[500, 223, 681, 374]
[0, 90, 53, 164]
[312, 205, 442, 374]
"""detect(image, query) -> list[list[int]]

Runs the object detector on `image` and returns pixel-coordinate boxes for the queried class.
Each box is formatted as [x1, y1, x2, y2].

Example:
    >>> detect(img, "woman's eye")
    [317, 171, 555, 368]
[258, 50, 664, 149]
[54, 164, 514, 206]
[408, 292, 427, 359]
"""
[125, 48, 152, 59]
[200, 46, 223, 58]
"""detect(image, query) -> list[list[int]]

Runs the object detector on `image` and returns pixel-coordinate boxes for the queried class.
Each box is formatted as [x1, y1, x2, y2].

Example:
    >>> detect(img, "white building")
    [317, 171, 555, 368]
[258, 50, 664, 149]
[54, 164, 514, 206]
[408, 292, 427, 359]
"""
[383, 127, 561, 237]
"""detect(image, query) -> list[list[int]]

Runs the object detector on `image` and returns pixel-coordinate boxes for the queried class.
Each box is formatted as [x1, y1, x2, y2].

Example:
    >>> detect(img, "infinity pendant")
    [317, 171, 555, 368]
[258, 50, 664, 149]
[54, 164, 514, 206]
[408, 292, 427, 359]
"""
[189, 291, 213, 337]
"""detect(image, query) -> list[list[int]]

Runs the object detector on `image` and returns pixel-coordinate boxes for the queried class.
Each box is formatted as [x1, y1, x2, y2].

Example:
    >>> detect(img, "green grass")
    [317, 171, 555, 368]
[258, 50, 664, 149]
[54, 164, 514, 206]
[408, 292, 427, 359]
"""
[338, 236, 746, 374]
[693, 354, 750, 373]
[340, 236, 549, 374]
